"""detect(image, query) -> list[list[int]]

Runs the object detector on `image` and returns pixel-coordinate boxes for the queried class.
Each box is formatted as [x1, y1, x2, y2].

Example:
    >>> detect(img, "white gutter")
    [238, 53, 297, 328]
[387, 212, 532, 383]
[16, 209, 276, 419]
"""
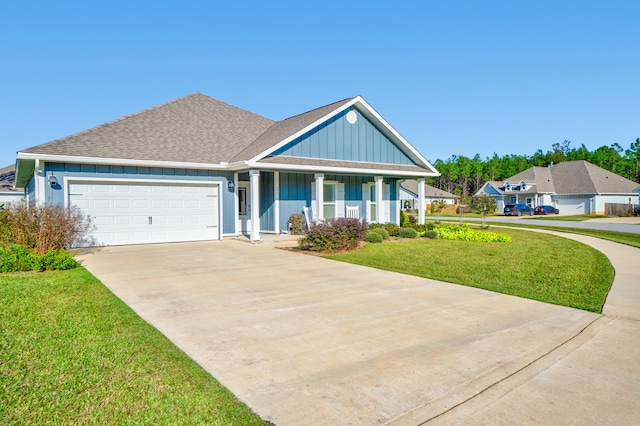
[16, 152, 230, 170]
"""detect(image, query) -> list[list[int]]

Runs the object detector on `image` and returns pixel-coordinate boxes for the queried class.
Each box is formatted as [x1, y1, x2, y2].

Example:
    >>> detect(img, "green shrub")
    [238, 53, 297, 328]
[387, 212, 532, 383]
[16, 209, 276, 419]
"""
[298, 218, 367, 252]
[0, 249, 17, 272]
[436, 224, 512, 243]
[0, 245, 80, 273]
[40, 249, 80, 270]
[365, 230, 384, 243]
[288, 213, 306, 235]
[11, 245, 42, 271]
[369, 222, 400, 237]
[398, 227, 418, 239]
[423, 230, 439, 239]
[400, 210, 410, 227]
[372, 227, 389, 240]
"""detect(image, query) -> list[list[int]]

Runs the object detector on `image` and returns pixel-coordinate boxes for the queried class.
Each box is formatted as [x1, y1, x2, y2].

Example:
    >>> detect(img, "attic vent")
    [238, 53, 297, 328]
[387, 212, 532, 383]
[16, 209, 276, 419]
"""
[346, 110, 358, 124]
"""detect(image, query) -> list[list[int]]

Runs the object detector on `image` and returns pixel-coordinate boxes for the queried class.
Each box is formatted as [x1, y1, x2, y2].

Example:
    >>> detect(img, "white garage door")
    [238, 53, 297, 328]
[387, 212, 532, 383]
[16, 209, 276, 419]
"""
[554, 196, 591, 214]
[69, 182, 219, 246]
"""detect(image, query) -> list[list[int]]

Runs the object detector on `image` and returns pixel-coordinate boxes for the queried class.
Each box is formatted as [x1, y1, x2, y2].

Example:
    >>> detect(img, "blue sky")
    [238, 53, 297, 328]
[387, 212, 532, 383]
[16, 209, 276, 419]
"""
[1, 0, 639, 168]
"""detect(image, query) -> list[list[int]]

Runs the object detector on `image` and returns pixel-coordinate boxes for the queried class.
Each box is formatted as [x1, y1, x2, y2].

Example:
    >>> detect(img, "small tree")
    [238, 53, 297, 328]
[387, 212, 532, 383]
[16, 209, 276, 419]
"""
[431, 199, 447, 223]
[472, 195, 497, 228]
[457, 195, 472, 224]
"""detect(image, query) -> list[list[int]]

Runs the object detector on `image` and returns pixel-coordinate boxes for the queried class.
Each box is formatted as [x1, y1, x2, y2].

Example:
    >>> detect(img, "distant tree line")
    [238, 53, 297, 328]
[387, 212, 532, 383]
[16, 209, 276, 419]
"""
[429, 138, 640, 197]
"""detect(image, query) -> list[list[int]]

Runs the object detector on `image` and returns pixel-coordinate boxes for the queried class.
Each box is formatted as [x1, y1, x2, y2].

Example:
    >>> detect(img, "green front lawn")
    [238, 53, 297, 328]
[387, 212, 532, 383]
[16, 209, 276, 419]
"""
[486, 222, 640, 249]
[327, 228, 614, 313]
[0, 268, 269, 425]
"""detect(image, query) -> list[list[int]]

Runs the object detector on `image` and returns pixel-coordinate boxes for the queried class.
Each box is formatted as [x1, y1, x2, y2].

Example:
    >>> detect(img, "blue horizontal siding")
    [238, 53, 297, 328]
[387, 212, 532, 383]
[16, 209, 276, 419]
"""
[271, 108, 415, 166]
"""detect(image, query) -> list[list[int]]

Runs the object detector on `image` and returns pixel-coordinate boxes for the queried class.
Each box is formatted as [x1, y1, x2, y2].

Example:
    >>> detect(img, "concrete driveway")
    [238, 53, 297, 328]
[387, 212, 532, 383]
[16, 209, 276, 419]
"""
[78, 236, 639, 425]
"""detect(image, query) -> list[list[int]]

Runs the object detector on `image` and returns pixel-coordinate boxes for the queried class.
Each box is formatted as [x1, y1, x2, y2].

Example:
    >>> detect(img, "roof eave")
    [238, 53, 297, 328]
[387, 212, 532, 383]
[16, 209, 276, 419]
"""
[250, 161, 439, 178]
[16, 152, 232, 171]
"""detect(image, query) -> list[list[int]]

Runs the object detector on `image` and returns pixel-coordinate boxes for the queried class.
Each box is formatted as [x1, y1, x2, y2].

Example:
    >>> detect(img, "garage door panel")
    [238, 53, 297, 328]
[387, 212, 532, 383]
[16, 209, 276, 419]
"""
[113, 199, 130, 209]
[69, 182, 219, 246]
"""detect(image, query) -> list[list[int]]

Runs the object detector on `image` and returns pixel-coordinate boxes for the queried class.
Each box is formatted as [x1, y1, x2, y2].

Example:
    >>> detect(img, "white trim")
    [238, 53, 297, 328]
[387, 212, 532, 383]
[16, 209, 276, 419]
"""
[274, 171, 280, 233]
[249, 170, 260, 242]
[315, 174, 325, 221]
[375, 176, 383, 223]
[17, 152, 230, 170]
[252, 161, 438, 177]
[62, 176, 224, 241]
[233, 172, 239, 235]
[417, 178, 425, 225]
[35, 160, 46, 205]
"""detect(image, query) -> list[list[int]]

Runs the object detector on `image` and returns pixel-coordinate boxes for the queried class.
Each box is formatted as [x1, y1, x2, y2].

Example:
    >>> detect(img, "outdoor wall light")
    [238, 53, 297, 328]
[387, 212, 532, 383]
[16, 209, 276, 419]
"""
[48, 175, 58, 187]
[227, 180, 235, 191]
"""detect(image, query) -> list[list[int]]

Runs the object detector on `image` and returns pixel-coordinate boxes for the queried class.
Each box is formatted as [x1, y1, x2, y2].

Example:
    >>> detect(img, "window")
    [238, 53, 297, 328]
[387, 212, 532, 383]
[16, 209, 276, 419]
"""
[323, 183, 336, 219]
[369, 185, 377, 221]
[238, 186, 248, 216]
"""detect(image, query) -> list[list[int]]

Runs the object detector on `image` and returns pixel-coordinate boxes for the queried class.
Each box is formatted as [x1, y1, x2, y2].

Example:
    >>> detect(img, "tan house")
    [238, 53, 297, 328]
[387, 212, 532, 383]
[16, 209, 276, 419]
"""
[400, 180, 457, 210]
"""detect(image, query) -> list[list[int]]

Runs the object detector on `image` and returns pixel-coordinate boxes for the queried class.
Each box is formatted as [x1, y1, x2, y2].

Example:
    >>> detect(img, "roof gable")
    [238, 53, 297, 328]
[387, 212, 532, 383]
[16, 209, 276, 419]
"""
[246, 96, 437, 174]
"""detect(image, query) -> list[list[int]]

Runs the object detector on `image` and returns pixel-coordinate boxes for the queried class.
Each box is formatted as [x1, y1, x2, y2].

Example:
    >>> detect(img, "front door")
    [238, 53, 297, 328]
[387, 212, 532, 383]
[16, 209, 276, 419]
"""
[238, 183, 251, 233]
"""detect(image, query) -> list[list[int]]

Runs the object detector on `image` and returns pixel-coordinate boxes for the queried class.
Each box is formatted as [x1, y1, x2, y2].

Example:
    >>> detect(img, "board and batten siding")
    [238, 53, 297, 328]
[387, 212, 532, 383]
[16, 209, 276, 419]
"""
[271, 108, 415, 165]
[42, 163, 236, 235]
[259, 171, 275, 232]
[277, 173, 399, 231]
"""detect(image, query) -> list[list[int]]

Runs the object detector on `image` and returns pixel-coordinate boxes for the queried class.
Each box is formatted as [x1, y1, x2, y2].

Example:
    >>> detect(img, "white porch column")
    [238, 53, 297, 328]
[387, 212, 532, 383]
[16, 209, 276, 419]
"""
[375, 176, 383, 223]
[249, 170, 260, 242]
[315, 173, 324, 222]
[274, 171, 280, 233]
[418, 178, 426, 225]
[233, 172, 239, 235]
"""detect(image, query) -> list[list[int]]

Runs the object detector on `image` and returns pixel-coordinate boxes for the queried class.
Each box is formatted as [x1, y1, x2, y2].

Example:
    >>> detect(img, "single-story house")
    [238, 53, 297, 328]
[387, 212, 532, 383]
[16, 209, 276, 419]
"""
[14, 93, 439, 245]
[0, 164, 25, 206]
[399, 180, 457, 210]
[475, 160, 640, 214]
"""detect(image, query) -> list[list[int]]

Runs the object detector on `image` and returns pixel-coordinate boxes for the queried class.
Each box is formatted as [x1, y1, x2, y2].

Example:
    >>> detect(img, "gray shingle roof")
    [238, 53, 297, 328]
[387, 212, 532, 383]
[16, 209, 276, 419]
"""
[0, 164, 21, 192]
[492, 160, 639, 195]
[20, 93, 276, 164]
[400, 180, 457, 198]
[551, 160, 639, 194]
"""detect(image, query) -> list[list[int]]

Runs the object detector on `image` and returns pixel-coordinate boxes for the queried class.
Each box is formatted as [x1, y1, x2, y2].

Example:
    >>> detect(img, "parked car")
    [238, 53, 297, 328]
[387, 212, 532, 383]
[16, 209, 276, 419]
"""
[504, 203, 534, 216]
[534, 205, 560, 215]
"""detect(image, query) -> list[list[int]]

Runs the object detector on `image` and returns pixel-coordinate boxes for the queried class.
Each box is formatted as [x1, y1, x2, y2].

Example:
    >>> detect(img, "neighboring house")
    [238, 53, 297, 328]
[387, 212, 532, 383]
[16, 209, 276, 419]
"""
[476, 160, 640, 214]
[399, 180, 457, 210]
[0, 164, 25, 206]
[14, 93, 439, 246]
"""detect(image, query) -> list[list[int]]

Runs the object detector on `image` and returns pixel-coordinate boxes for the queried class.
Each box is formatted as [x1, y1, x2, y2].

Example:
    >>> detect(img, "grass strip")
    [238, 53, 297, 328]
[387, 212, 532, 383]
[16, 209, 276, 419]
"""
[0, 268, 269, 425]
[483, 221, 640, 248]
[327, 228, 614, 313]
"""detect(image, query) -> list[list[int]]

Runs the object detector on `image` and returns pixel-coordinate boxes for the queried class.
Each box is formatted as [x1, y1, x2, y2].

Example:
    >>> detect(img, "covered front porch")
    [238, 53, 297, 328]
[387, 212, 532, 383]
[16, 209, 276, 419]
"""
[233, 170, 432, 242]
